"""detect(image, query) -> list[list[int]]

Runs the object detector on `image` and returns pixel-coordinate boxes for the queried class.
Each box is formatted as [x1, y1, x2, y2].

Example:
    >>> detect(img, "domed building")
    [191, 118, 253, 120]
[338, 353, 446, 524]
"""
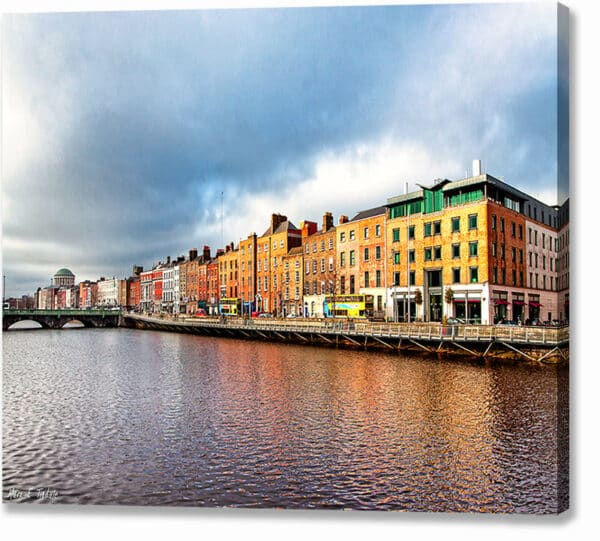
[53, 268, 75, 288]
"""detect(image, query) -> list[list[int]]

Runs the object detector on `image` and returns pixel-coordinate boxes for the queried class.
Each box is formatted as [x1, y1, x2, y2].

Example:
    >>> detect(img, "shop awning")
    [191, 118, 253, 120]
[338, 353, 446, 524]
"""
[453, 299, 481, 303]
[529, 301, 543, 308]
[513, 300, 525, 305]
[494, 299, 509, 305]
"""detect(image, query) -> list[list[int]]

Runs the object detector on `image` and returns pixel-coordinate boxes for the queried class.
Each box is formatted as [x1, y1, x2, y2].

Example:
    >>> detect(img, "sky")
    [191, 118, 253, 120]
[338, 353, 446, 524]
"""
[1, 0, 566, 297]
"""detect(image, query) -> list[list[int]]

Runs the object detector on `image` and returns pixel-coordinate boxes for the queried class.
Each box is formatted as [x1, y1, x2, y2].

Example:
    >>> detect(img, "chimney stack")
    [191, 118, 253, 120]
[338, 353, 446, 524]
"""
[189, 248, 198, 261]
[322, 212, 334, 232]
[166, 256, 171, 265]
[339, 215, 349, 224]
[270, 213, 287, 234]
[301, 220, 318, 238]
[203, 245, 211, 261]
[472, 159, 482, 176]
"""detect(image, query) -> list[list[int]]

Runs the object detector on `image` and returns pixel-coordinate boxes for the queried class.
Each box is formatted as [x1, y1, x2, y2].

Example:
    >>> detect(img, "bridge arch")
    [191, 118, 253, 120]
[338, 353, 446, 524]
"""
[5, 319, 48, 330]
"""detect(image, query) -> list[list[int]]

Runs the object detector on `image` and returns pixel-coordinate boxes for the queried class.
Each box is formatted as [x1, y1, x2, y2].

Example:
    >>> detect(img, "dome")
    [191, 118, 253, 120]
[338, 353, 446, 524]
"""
[54, 268, 74, 277]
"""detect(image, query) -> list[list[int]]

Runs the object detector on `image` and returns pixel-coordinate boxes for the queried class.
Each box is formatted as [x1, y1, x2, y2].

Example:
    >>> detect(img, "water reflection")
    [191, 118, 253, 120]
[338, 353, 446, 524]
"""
[2, 328, 566, 512]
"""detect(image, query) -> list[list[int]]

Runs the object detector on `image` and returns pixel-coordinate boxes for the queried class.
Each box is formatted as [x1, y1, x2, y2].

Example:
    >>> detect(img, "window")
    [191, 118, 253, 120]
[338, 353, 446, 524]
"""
[519, 224, 523, 239]
[349, 230, 355, 241]
[394, 251, 401, 265]
[433, 221, 441, 235]
[393, 272, 400, 286]
[409, 271, 415, 286]
[409, 249, 415, 263]
[511, 222, 516, 237]
[328, 257, 333, 272]
[424, 222, 432, 237]
[349, 275, 355, 294]
[408, 225, 415, 240]
[452, 243, 460, 258]
[392, 228, 400, 242]
[500, 245, 505, 259]
[468, 214, 478, 230]
[305, 261, 310, 274]
[363, 227, 369, 239]
[491, 242, 497, 257]
[312, 260, 317, 274]
[312, 242, 317, 253]
[320, 258, 325, 273]
[512, 247, 516, 262]
[363, 248, 369, 261]
[451, 217, 460, 232]
[340, 252, 346, 267]
[364, 272, 369, 287]
[375, 246, 381, 260]
[340, 232, 346, 243]
[491, 214, 497, 230]
[349, 251, 355, 266]
[470, 267, 479, 283]
[542, 233, 546, 249]
[434, 246, 442, 260]
[375, 224, 381, 237]
[305, 244, 309, 254]
[321, 240, 325, 252]
[501, 269, 506, 284]
[469, 241, 478, 257]
[328, 238, 333, 250]
[424, 247, 432, 261]
[452, 268, 461, 283]
[535, 231, 538, 246]
[376, 270, 381, 287]
[340, 276, 346, 294]
[500, 217, 505, 232]
[492, 267, 498, 284]
[512, 270, 517, 286]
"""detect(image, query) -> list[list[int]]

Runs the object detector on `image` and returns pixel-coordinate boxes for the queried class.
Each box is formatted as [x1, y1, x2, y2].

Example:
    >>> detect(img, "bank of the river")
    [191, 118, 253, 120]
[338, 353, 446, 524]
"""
[122, 313, 569, 364]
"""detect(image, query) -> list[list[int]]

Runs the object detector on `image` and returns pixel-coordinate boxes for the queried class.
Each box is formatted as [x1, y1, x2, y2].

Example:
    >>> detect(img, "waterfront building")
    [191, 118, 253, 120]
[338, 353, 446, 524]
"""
[140, 270, 154, 312]
[347, 207, 387, 319]
[152, 265, 164, 313]
[206, 253, 221, 315]
[281, 246, 304, 316]
[78, 280, 98, 309]
[556, 199, 569, 321]
[384, 161, 561, 324]
[97, 277, 126, 307]
[239, 234, 257, 316]
[162, 257, 175, 313]
[53, 268, 75, 288]
[256, 214, 302, 315]
[219, 242, 239, 302]
[299, 213, 337, 317]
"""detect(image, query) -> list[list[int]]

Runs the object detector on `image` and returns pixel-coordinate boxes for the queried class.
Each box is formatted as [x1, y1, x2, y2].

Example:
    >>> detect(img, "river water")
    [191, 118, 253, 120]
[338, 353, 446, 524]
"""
[2, 325, 568, 513]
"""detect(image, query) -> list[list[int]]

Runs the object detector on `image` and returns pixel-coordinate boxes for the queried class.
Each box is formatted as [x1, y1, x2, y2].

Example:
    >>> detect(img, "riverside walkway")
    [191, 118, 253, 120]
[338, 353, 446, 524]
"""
[123, 313, 569, 363]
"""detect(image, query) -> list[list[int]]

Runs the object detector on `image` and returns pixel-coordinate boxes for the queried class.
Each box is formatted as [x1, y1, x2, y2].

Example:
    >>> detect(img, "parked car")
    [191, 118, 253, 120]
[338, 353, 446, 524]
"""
[193, 309, 208, 317]
[446, 317, 465, 325]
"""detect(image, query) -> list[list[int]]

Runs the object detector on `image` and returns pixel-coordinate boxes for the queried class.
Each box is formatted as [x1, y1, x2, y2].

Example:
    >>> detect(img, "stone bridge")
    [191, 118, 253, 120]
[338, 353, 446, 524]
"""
[2, 309, 122, 331]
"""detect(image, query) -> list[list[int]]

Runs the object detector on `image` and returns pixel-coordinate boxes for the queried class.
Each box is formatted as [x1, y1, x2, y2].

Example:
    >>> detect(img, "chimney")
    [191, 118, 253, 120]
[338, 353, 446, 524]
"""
[301, 220, 318, 238]
[203, 245, 211, 261]
[322, 212, 333, 232]
[189, 248, 198, 261]
[216, 248, 225, 257]
[339, 215, 349, 224]
[177, 255, 185, 263]
[225, 244, 231, 253]
[166, 256, 171, 265]
[270, 213, 287, 234]
[472, 159, 482, 176]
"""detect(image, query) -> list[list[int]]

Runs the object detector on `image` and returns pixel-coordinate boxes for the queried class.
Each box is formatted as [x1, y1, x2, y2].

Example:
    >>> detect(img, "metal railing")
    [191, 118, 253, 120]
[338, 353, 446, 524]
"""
[126, 313, 569, 347]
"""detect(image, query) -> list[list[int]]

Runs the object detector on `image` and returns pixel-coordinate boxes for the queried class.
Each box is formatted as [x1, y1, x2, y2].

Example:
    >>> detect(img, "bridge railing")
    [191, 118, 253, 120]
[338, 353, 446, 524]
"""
[126, 313, 569, 346]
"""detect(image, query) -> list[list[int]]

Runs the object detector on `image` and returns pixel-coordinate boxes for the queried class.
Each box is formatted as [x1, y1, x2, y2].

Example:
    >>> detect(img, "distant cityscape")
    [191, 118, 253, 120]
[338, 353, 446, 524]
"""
[6, 162, 570, 325]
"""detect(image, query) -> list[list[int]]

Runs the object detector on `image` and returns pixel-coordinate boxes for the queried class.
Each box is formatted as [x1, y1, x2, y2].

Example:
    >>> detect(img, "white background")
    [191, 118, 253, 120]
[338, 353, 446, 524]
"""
[0, 0, 597, 539]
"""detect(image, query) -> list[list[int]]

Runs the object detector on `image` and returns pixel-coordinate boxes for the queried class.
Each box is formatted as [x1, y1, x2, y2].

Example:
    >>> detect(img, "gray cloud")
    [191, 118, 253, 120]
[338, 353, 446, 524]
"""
[2, 4, 562, 296]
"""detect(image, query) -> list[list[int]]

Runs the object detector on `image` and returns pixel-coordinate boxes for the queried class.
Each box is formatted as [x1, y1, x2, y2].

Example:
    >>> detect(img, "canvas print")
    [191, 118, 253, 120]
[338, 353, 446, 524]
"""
[2, 2, 569, 513]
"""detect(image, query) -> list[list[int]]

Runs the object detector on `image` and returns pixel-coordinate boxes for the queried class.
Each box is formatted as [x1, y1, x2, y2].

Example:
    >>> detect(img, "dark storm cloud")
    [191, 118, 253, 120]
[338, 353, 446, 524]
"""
[2, 4, 561, 296]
